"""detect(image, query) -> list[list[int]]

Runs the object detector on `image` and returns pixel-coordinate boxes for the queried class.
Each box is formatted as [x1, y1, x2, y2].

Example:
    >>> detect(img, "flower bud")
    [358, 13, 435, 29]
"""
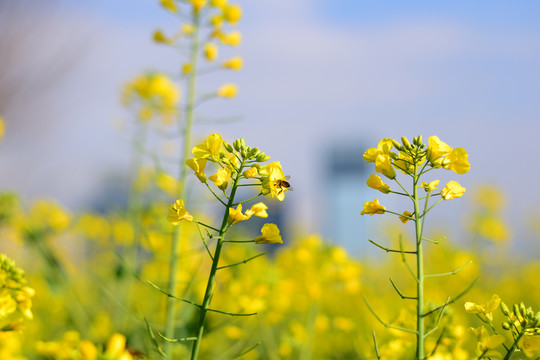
[256, 153, 270, 162]
[223, 142, 233, 152]
[391, 139, 402, 151]
[520, 302, 527, 317]
[513, 304, 520, 317]
[415, 135, 423, 146]
[502, 321, 511, 330]
[401, 136, 412, 149]
[500, 302, 510, 316]
[239, 138, 245, 147]
[233, 139, 241, 151]
[249, 147, 260, 157]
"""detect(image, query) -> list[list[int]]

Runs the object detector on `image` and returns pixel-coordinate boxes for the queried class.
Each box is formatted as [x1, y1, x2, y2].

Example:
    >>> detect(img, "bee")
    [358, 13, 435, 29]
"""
[275, 176, 293, 194]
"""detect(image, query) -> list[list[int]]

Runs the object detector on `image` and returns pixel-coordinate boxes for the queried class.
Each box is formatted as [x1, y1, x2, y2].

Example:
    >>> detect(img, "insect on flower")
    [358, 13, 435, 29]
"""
[275, 176, 293, 195]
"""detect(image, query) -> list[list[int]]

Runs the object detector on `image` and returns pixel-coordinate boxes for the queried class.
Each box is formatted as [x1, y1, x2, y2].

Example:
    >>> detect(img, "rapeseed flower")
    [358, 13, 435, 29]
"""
[441, 181, 466, 200]
[167, 200, 193, 225]
[217, 84, 238, 98]
[464, 294, 501, 321]
[366, 174, 390, 194]
[254, 223, 282, 244]
[361, 199, 385, 215]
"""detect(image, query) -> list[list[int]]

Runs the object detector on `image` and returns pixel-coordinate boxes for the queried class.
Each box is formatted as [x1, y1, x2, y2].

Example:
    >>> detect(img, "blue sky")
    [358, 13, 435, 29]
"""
[2, 0, 540, 254]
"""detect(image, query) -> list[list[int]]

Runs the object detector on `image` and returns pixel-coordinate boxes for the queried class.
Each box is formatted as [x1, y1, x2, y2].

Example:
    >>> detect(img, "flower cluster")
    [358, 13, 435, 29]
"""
[153, 0, 243, 98]
[466, 295, 540, 359]
[170, 133, 289, 244]
[0, 254, 35, 333]
[361, 135, 470, 216]
[36, 331, 138, 360]
[122, 73, 180, 124]
[185, 133, 291, 203]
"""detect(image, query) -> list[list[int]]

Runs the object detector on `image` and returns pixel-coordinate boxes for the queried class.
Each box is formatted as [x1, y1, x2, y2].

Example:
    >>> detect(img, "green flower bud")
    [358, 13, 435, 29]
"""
[501, 302, 510, 316]
[261, 187, 270, 195]
[240, 138, 245, 147]
[416, 135, 423, 146]
[391, 139, 402, 151]
[502, 321, 511, 330]
[233, 139, 241, 151]
[252, 163, 261, 170]
[223, 142, 233, 152]
[256, 153, 270, 162]
[520, 302, 527, 317]
[514, 304, 520, 317]
[249, 147, 260, 158]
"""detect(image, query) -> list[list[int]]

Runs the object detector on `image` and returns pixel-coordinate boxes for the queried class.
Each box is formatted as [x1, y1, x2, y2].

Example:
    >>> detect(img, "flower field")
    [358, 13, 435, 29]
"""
[1, 1, 539, 359]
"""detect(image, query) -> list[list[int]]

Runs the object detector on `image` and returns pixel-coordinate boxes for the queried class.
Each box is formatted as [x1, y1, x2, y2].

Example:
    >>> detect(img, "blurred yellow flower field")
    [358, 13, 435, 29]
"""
[0, 1, 539, 360]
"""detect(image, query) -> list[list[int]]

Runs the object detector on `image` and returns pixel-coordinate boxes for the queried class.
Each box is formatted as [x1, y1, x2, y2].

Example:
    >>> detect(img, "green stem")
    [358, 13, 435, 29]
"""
[413, 165, 425, 359]
[164, 11, 201, 359]
[190, 160, 245, 360]
[503, 331, 525, 360]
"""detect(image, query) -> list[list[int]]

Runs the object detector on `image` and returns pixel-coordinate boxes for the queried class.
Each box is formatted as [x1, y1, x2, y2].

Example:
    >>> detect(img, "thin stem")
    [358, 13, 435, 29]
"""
[233, 192, 264, 206]
[217, 252, 268, 270]
[363, 295, 417, 334]
[164, 11, 202, 358]
[190, 160, 246, 360]
[369, 239, 417, 254]
[205, 182, 227, 206]
[424, 260, 472, 278]
[503, 331, 525, 360]
[413, 162, 425, 359]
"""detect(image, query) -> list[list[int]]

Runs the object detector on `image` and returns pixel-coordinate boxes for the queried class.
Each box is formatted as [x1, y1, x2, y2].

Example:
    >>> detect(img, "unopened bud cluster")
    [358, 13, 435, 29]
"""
[501, 300, 540, 335]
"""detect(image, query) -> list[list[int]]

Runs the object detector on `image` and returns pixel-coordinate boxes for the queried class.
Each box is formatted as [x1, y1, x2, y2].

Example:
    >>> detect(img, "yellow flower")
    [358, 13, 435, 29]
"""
[260, 161, 289, 201]
[160, 0, 178, 13]
[421, 180, 440, 192]
[374, 153, 396, 179]
[254, 223, 283, 244]
[186, 157, 207, 183]
[223, 4, 242, 23]
[399, 211, 413, 223]
[363, 138, 395, 163]
[181, 24, 194, 35]
[182, 63, 193, 75]
[208, 167, 231, 189]
[217, 84, 238, 98]
[222, 56, 243, 70]
[203, 43, 218, 61]
[441, 181, 466, 200]
[153, 29, 172, 44]
[464, 294, 501, 321]
[478, 217, 510, 242]
[211, 0, 228, 9]
[361, 199, 386, 216]
[366, 174, 390, 194]
[518, 335, 540, 358]
[189, 0, 207, 12]
[469, 326, 504, 357]
[443, 148, 470, 174]
[243, 166, 257, 178]
[219, 31, 242, 46]
[167, 200, 193, 225]
[156, 172, 178, 196]
[427, 136, 452, 164]
[245, 202, 268, 218]
[80, 340, 98, 360]
[228, 204, 249, 225]
[104, 333, 133, 360]
[0, 116, 4, 140]
[192, 133, 223, 160]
